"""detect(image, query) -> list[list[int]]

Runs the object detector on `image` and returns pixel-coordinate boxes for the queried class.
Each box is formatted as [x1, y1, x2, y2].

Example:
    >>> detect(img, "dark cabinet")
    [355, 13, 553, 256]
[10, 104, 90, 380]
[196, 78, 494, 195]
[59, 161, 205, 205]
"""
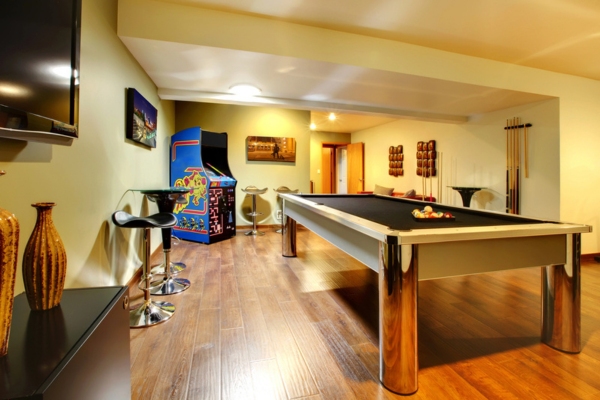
[0, 287, 131, 399]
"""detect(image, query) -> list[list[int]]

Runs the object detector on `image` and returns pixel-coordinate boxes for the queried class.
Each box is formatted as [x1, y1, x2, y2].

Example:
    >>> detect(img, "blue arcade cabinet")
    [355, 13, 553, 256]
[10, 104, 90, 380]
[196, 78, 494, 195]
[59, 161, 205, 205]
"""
[170, 127, 237, 243]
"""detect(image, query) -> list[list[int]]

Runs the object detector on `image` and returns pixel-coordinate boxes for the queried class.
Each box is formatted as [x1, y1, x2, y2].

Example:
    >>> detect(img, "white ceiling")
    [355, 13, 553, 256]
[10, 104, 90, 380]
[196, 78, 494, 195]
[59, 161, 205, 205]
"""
[120, 0, 599, 132]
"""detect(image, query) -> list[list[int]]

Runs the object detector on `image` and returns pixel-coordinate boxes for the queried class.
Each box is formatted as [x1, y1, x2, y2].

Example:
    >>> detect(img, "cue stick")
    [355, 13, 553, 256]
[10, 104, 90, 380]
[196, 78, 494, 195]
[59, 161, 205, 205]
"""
[422, 166, 425, 201]
[423, 166, 426, 201]
[429, 162, 433, 201]
[510, 117, 516, 214]
[506, 119, 510, 213]
[438, 152, 442, 203]
[512, 117, 517, 214]
[509, 118, 512, 214]
[510, 117, 514, 214]
[438, 153, 444, 203]
[516, 117, 521, 214]
[524, 123, 529, 178]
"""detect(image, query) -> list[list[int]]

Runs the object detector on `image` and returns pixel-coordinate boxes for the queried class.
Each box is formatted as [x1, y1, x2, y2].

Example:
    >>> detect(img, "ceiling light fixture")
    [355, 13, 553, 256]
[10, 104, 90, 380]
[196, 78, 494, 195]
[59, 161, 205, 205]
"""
[229, 84, 261, 97]
[328, 113, 336, 121]
[310, 123, 316, 130]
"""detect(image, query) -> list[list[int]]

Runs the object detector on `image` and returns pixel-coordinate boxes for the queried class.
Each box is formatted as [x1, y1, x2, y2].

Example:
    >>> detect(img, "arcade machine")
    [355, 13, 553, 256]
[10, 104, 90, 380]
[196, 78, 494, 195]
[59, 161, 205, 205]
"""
[170, 127, 237, 244]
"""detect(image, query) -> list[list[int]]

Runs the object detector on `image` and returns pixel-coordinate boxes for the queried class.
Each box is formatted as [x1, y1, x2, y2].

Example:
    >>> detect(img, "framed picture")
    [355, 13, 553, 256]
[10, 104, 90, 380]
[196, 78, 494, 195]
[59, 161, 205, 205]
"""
[126, 88, 157, 148]
[246, 136, 296, 162]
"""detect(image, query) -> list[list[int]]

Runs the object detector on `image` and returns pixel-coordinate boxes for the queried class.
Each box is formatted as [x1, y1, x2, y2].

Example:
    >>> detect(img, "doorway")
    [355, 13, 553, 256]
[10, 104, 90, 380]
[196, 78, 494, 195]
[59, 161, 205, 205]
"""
[321, 143, 364, 194]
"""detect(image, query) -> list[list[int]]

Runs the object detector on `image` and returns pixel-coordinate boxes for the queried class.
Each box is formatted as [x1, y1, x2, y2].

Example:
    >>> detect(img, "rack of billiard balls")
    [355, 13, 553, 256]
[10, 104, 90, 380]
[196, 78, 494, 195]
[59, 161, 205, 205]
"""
[412, 205, 454, 220]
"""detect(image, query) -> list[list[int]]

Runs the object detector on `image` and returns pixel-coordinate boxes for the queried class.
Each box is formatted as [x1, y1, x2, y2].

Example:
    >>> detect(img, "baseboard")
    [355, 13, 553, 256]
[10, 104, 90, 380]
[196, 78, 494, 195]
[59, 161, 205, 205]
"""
[236, 224, 280, 230]
[236, 223, 307, 230]
[582, 253, 600, 263]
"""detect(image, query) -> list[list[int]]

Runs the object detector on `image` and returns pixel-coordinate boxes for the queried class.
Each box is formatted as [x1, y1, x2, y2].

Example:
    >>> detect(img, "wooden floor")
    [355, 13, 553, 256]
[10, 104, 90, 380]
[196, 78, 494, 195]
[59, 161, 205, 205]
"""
[129, 228, 600, 399]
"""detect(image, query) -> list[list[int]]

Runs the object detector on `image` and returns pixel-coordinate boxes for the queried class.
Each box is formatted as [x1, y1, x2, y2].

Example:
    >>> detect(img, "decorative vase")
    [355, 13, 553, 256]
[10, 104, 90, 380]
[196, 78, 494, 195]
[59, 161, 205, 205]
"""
[0, 171, 19, 357]
[22, 203, 67, 311]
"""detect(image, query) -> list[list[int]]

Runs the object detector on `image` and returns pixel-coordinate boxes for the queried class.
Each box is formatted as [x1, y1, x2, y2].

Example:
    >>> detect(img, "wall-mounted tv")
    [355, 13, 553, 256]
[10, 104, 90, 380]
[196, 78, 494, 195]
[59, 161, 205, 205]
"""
[0, 0, 81, 145]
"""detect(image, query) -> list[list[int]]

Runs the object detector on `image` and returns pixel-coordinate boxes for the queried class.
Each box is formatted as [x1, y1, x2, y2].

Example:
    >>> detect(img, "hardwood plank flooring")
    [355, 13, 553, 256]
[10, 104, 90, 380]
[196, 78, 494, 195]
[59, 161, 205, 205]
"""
[130, 228, 600, 399]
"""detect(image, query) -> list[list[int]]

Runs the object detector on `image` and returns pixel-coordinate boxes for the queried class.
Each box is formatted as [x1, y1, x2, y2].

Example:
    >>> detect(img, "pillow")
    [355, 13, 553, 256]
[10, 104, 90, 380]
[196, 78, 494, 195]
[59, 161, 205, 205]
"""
[373, 184, 394, 196]
[402, 189, 416, 198]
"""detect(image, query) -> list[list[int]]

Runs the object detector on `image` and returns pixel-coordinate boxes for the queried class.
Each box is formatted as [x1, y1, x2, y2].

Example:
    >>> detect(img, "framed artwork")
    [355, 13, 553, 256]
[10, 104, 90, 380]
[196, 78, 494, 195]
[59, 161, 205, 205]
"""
[126, 88, 157, 148]
[246, 136, 296, 162]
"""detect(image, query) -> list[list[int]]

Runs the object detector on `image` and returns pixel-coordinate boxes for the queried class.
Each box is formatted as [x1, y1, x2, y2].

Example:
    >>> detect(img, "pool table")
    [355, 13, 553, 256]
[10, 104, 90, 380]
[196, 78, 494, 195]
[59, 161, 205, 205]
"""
[279, 193, 591, 395]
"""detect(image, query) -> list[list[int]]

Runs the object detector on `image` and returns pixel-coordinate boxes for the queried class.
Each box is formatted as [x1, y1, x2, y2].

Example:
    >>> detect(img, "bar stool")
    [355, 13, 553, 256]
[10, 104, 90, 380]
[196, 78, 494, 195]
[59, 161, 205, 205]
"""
[242, 186, 268, 236]
[149, 219, 191, 296]
[141, 189, 189, 277]
[112, 211, 177, 328]
[273, 186, 299, 233]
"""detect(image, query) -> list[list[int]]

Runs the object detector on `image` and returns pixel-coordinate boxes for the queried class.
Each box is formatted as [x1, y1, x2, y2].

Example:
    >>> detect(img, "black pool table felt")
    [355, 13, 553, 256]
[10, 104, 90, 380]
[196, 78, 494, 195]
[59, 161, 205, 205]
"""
[298, 195, 544, 231]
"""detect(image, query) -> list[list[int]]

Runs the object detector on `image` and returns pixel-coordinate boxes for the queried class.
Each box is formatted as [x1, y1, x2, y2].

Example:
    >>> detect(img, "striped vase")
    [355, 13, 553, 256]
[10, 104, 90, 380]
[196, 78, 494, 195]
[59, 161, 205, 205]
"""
[0, 201, 19, 357]
[0, 170, 19, 356]
[22, 203, 67, 311]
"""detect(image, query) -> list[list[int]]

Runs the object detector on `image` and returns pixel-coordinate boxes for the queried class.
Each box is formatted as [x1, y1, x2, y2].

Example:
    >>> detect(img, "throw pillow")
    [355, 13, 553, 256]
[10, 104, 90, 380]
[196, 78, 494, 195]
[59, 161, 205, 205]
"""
[373, 184, 394, 196]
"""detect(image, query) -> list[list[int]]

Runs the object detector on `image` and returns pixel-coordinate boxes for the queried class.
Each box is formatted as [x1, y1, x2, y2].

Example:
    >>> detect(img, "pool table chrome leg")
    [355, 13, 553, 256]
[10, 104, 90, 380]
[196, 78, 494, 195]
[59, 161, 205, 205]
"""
[379, 242, 418, 395]
[282, 214, 297, 257]
[541, 233, 581, 353]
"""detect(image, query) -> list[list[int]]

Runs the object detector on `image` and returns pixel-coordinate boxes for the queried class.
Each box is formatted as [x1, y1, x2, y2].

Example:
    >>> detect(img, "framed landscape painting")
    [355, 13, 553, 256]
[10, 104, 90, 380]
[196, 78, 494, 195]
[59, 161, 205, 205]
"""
[126, 88, 157, 148]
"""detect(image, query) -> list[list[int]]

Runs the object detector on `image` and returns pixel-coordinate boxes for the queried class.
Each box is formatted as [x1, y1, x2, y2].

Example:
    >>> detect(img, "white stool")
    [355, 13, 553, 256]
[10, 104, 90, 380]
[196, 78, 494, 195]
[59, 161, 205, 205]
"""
[242, 186, 268, 236]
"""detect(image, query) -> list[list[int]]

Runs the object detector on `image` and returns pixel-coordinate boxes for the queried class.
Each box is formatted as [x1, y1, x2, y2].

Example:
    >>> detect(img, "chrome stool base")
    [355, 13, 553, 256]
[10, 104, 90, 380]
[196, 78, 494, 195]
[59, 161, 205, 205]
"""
[150, 277, 191, 295]
[129, 299, 175, 328]
[151, 261, 186, 275]
[245, 229, 265, 236]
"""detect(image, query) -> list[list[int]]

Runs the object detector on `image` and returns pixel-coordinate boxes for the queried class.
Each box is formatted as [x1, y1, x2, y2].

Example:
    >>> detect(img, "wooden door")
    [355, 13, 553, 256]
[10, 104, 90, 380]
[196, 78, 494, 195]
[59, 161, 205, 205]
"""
[347, 142, 364, 194]
[321, 147, 334, 193]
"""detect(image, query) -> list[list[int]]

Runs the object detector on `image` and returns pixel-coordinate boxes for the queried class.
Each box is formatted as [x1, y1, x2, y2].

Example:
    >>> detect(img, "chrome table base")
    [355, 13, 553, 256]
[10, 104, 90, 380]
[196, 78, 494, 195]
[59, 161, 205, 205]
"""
[541, 234, 581, 353]
[282, 211, 583, 395]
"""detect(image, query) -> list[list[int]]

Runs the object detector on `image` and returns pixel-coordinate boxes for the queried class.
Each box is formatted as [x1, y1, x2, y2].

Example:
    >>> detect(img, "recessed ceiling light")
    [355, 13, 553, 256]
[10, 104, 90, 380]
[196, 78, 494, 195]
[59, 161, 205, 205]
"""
[229, 84, 261, 97]
[328, 113, 336, 121]
[310, 123, 316, 130]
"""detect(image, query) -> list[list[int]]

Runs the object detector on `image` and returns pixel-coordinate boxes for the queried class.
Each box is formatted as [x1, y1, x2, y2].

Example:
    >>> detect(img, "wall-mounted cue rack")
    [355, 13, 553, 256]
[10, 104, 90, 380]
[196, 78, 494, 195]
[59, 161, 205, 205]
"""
[417, 140, 438, 201]
[504, 118, 532, 214]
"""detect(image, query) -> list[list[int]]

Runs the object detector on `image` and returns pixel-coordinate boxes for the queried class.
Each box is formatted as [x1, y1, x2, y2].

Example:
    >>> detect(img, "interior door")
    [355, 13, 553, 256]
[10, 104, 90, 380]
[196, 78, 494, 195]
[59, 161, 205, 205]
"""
[321, 147, 334, 193]
[347, 142, 364, 193]
[336, 147, 348, 194]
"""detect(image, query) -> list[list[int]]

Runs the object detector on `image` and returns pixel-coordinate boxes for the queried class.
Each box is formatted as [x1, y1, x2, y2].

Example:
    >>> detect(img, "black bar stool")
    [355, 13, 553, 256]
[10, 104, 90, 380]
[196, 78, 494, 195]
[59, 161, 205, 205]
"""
[242, 186, 268, 236]
[149, 221, 191, 296]
[112, 211, 177, 328]
[141, 188, 189, 276]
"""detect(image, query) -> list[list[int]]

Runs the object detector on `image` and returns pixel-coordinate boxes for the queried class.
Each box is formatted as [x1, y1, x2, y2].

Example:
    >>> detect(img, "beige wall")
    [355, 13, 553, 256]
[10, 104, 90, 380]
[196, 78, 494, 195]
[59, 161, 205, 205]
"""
[0, 0, 174, 293]
[354, 99, 560, 219]
[309, 131, 351, 193]
[118, 0, 600, 253]
[175, 102, 311, 227]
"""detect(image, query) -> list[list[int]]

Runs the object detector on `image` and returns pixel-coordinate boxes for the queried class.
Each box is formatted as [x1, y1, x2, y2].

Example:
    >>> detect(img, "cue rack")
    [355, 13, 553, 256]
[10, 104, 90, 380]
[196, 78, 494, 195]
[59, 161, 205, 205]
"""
[417, 140, 439, 202]
[504, 118, 532, 214]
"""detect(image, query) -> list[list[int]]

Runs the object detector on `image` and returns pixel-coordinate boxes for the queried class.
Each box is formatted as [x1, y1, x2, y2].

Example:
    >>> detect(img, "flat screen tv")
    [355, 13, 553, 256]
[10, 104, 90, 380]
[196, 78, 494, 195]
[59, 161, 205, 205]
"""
[0, 0, 81, 145]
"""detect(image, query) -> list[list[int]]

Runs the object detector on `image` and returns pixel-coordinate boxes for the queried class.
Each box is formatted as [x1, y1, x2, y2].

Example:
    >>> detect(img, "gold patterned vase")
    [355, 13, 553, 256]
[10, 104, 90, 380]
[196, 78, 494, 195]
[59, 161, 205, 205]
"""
[22, 203, 67, 311]
[0, 172, 19, 357]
